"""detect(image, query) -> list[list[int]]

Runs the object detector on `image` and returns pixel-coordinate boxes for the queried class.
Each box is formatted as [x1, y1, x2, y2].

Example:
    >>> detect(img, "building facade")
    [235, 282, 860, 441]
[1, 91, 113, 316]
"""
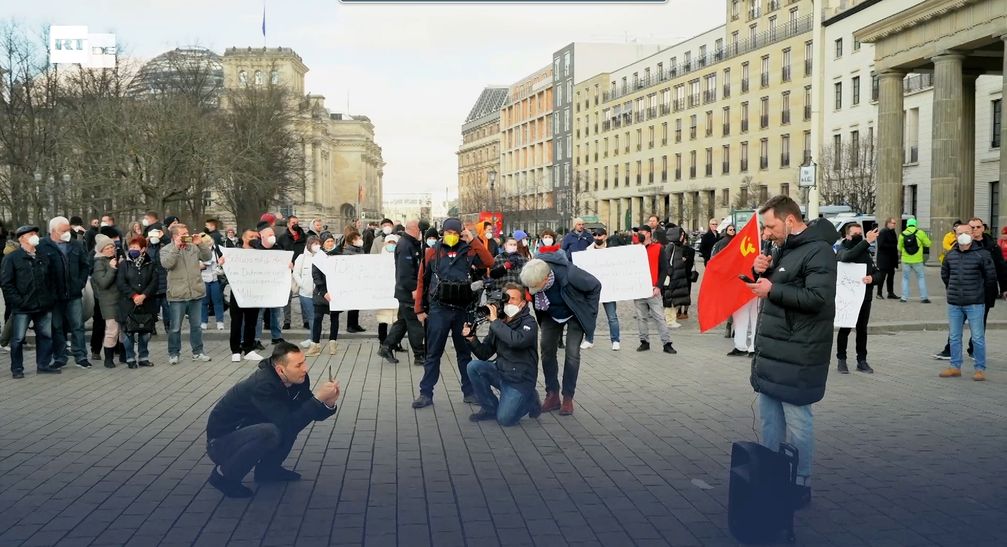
[576, 0, 815, 232]
[458, 87, 507, 224]
[212, 47, 385, 228]
[855, 0, 1006, 242]
[499, 66, 556, 235]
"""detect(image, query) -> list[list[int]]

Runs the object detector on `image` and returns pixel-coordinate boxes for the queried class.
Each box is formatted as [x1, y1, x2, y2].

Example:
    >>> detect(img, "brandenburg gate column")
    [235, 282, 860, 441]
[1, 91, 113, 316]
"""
[876, 70, 906, 228]
[999, 35, 1007, 232]
[929, 52, 965, 250]
[960, 72, 979, 221]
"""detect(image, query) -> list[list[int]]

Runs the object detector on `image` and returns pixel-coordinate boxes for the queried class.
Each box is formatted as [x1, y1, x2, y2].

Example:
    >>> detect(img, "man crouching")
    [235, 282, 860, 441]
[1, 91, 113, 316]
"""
[463, 283, 542, 425]
[205, 341, 341, 497]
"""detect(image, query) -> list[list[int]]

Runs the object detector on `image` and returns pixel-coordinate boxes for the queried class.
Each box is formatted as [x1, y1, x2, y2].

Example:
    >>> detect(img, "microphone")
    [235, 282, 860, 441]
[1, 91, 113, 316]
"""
[470, 280, 485, 292]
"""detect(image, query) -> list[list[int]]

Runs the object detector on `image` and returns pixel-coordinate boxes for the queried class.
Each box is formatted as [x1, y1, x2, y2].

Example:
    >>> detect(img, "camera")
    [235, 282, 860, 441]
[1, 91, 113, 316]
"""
[468, 284, 504, 328]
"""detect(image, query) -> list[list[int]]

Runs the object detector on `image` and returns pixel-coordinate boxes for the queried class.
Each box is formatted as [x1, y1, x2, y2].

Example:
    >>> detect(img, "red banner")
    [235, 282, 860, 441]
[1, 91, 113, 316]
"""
[697, 215, 761, 333]
[478, 211, 503, 238]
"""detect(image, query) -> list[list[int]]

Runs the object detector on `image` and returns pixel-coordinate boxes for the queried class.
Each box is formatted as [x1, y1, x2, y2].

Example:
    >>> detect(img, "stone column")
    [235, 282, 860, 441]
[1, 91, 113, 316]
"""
[999, 36, 1007, 233]
[876, 70, 906, 230]
[960, 72, 979, 222]
[930, 52, 965, 253]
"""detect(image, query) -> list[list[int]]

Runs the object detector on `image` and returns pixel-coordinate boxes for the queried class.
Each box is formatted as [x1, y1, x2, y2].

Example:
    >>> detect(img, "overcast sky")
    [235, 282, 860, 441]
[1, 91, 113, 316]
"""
[8, 0, 723, 201]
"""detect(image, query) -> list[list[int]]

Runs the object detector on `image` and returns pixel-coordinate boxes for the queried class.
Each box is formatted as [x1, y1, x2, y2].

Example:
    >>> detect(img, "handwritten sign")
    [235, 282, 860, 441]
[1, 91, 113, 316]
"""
[834, 262, 867, 328]
[220, 248, 294, 308]
[572, 245, 653, 303]
[314, 254, 398, 311]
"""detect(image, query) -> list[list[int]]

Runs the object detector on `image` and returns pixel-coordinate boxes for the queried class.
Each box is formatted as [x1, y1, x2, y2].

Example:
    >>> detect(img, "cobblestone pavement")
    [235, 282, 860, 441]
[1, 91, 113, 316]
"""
[0, 315, 1004, 547]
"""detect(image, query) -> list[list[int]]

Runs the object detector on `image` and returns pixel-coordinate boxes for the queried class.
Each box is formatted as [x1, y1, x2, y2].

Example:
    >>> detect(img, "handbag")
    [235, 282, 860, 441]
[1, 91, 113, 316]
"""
[690, 270, 699, 283]
[125, 304, 156, 334]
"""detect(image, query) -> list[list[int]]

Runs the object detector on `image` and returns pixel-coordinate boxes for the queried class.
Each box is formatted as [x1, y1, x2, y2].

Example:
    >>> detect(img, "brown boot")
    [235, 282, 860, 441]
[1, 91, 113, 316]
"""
[541, 391, 560, 412]
[559, 396, 574, 416]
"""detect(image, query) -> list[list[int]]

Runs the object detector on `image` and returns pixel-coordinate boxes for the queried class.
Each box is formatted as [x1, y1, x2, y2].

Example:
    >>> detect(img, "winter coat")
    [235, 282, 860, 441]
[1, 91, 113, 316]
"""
[415, 238, 494, 313]
[941, 245, 996, 307]
[939, 231, 956, 264]
[876, 227, 899, 270]
[36, 237, 90, 301]
[973, 234, 1007, 306]
[393, 233, 422, 305]
[205, 359, 337, 441]
[534, 252, 601, 340]
[751, 218, 839, 407]
[560, 230, 592, 259]
[376, 244, 398, 324]
[467, 305, 539, 387]
[278, 225, 308, 259]
[90, 255, 121, 320]
[490, 251, 527, 291]
[160, 240, 212, 302]
[0, 248, 56, 314]
[898, 227, 931, 264]
[711, 234, 734, 257]
[663, 242, 695, 307]
[145, 242, 169, 296]
[115, 252, 159, 324]
[292, 251, 316, 298]
[699, 230, 718, 262]
[836, 238, 878, 302]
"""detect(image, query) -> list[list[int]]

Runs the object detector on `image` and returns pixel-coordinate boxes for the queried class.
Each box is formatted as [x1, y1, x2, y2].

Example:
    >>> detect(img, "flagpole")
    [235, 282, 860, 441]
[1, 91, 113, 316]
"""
[262, 0, 267, 47]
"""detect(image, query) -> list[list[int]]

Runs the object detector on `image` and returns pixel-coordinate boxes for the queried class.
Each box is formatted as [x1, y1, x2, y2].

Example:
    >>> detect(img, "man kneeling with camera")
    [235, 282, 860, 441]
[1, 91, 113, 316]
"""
[463, 283, 543, 425]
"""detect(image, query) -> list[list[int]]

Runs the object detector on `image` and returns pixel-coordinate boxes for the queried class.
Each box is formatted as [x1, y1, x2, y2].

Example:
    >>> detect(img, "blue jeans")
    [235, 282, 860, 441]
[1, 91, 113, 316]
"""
[168, 299, 203, 357]
[201, 281, 225, 324]
[901, 262, 928, 300]
[585, 301, 619, 344]
[255, 308, 283, 341]
[299, 296, 315, 334]
[123, 332, 151, 362]
[10, 311, 53, 373]
[948, 303, 986, 370]
[420, 304, 473, 398]
[52, 298, 88, 365]
[467, 360, 537, 426]
[759, 393, 813, 484]
[159, 295, 171, 328]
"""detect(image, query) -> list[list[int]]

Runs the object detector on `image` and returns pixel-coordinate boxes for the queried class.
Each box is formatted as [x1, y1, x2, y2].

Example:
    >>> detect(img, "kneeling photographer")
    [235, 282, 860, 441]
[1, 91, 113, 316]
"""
[463, 283, 542, 426]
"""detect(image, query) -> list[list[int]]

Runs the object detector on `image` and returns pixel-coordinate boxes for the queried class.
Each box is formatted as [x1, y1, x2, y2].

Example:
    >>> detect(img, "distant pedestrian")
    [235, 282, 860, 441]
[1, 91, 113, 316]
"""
[875, 217, 900, 299]
[1, 226, 58, 378]
[939, 223, 996, 381]
[161, 224, 214, 364]
[898, 218, 931, 303]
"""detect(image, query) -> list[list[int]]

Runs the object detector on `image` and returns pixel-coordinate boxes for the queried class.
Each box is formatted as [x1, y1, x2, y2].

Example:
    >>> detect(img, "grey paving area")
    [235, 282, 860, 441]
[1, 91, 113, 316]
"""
[0, 308, 1005, 546]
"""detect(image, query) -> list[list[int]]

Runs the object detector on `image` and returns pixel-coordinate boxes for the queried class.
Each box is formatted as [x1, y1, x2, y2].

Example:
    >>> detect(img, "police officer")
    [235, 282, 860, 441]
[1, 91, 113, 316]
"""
[412, 218, 494, 409]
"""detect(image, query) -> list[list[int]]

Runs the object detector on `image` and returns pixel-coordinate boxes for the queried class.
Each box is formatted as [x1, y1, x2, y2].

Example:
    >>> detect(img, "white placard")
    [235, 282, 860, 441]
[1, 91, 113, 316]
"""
[834, 262, 867, 328]
[220, 248, 294, 308]
[572, 245, 653, 303]
[799, 164, 816, 188]
[314, 254, 398, 311]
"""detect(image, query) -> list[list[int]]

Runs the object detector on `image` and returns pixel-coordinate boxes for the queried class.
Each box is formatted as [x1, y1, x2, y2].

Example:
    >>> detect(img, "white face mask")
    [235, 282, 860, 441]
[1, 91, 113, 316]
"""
[141, 218, 150, 227]
[504, 303, 521, 317]
[957, 233, 973, 246]
[266, 235, 277, 246]
[541, 238, 553, 246]
[310, 244, 321, 253]
[100, 222, 109, 227]
[385, 244, 396, 252]
[426, 239, 437, 247]
[504, 245, 518, 253]
[27, 235, 40, 247]
[149, 236, 160, 245]
[382, 226, 392, 235]
[59, 231, 72, 242]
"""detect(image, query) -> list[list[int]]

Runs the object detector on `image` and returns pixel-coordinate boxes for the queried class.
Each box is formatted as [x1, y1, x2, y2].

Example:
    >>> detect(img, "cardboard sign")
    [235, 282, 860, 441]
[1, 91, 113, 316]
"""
[572, 245, 653, 303]
[834, 262, 867, 328]
[220, 248, 293, 308]
[314, 253, 398, 311]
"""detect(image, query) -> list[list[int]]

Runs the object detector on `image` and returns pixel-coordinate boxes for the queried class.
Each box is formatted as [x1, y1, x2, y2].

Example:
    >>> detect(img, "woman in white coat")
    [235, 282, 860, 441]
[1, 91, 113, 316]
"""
[376, 234, 399, 346]
[292, 235, 320, 349]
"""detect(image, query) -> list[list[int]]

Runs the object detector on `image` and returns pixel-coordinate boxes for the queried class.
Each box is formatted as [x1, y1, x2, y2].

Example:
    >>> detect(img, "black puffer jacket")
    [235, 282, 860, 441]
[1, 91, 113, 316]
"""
[876, 227, 899, 271]
[751, 218, 839, 406]
[836, 237, 877, 301]
[37, 238, 91, 301]
[393, 233, 422, 304]
[468, 306, 538, 387]
[974, 234, 1007, 306]
[0, 248, 56, 314]
[662, 231, 695, 307]
[941, 245, 996, 306]
[115, 253, 159, 324]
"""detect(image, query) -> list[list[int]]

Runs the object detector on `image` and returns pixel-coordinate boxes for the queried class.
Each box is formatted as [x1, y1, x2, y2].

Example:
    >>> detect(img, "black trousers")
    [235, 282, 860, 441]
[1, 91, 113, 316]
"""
[385, 302, 425, 354]
[942, 303, 991, 354]
[875, 268, 896, 296]
[312, 306, 341, 343]
[206, 423, 296, 482]
[229, 299, 258, 354]
[347, 310, 361, 329]
[836, 295, 872, 360]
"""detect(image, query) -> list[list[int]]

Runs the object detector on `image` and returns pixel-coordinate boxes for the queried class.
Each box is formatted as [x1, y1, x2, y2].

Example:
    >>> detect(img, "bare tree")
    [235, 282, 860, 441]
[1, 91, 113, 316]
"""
[818, 136, 877, 214]
[215, 82, 304, 229]
[733, 175, 767, 210]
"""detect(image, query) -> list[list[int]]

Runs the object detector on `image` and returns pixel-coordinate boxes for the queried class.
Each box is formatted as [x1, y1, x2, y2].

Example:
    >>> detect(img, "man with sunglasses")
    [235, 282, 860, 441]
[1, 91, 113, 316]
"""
[934, 217, 1007, 361]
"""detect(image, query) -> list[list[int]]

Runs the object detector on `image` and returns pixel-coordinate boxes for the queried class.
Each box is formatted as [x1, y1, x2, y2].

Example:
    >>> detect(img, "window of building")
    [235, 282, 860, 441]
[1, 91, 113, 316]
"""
[637, 128, 643, 151]
[833, 134, 842, 169]
[722, 144, 730, 174]
[648, 158, 655, 183]
[782, 91, 790, 124]
[690, 150, 697, 179]
[803, 130, 812, 164]
[563, 52, 571, 76]
[760, 138, 769, 169]
[992, 98, 1002, 148]
[760, 96, 769, 128]
[804, 40, 813, 76]
[238, 70, 247, 84]
[835, 38, 843, 58]
[852, 76, 860, 106]
[254, 70, 263, 85]
[782, 48, 791, 82]
[742, 62, 750, 92]
[649, 126, 655, 148]
[675, 153, 682, 180]
[853, 39, 861, 52]
[723, 106, 731, 135]
[661, 155, 668, 181]
[781, 134, 790, 167]
[661, 122, 668, 145]
[270, 70, 279, 84]
[614, 164, 620, 187]
[834, 81, 842, 110]
[851, 130, 860, 165]
[761, 55, 770, 87]
[781, 182, 790, 196]
[690, 115, 697, 139]
[636, 160, 643, 185]
[706, 110, 713, 137]
[741, 141, 749, 172]
[741, 101, 749, 132]
[804, 85, 812, 120]
[722, 188, 730, 207]
[675, 119, 682, 143]
[705, 148, 713, 176]
[723, 67, 731, 97]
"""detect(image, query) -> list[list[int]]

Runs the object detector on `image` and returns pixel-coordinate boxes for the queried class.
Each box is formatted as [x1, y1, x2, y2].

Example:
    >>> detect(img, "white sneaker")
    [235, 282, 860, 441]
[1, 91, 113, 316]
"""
[612, 341, 621, 351]
[217, 322, 225, 331]
[200, 323, 208, 330]
[299, 339, 313, 349]
[243, 351, 264, 361]
[668, 321, 682, 329]
[192, 353, 212, 362]
[168, 355, 179, 365]
[231, 353, 241, 363]
[580, 340, 594, 350]
[0, 345, 9, 352]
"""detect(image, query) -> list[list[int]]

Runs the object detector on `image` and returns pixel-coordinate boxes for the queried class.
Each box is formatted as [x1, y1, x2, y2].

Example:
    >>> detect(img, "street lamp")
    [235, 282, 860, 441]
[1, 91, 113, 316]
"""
[488, 169, 497, 214]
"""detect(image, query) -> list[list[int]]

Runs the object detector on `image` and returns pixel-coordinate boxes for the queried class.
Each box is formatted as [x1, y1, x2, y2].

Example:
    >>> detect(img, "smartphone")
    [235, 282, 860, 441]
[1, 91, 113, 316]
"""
[738, 274, 756, 284]
[181, 235, 193, 244]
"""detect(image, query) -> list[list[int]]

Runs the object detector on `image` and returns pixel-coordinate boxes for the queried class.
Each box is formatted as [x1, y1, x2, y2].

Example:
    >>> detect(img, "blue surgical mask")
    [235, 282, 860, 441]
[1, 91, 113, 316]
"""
[426, 238, 437, 247]
[384, 244, 395, 252]
[128, 249, 141, 259]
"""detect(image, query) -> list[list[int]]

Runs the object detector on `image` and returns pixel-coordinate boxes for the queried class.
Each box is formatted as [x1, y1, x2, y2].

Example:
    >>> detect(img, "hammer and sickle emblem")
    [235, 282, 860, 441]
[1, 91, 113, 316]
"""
[740, 236, 757, 257]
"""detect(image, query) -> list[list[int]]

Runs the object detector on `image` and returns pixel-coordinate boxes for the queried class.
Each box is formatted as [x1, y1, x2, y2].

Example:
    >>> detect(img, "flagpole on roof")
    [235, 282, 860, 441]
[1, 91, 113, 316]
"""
[261, 0, 267, 47]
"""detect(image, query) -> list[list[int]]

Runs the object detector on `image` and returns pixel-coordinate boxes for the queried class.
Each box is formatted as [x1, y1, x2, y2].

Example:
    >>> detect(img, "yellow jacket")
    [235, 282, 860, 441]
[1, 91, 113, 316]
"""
[939, 231, 956, 263]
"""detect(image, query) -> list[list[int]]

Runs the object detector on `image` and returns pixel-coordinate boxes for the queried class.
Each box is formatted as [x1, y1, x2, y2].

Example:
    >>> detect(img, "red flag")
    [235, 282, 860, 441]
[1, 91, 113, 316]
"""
[697, 214, 761, 332]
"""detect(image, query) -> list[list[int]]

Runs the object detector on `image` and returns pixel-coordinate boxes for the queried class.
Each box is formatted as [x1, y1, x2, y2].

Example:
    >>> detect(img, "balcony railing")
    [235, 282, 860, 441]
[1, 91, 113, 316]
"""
[742, 78, 750, 93]
[722, 161, 730, 174]
[675, 168, 681, 180]
[661, 171, 668, 182]
[647, 107, 657, 119]
[760, 157, 769, 170]
[689, 166, 697, 178]
[741, 159, 749, 171]
[723, 84, 731, 98]
[804, 59, 812, 76]
[703, 90, 716, 103]
[782, 66, 791, 82]
[781, 153, 790, 167]
[705, 165, 713, 176]
[760, 114, 769, 128]
[741, 119, 749, 132]
[660, 104, 671, 115]
[804, 105, 811, 120]
[903, 73, 934, 94]
[761, 73, 770, 87]
[723, 123, 730, 136]
[600, 15, 814, 103]
[782, 110, 790, 124]
[674, 98, 685, 111]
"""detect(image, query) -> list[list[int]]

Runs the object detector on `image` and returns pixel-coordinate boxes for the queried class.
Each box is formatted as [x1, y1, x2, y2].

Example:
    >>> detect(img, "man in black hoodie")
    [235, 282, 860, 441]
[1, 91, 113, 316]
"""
[746, 195, 838, 506]
[380, 219, 425, 365]
[834, 223, 878, 374]
[205, 342, 340, 497]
